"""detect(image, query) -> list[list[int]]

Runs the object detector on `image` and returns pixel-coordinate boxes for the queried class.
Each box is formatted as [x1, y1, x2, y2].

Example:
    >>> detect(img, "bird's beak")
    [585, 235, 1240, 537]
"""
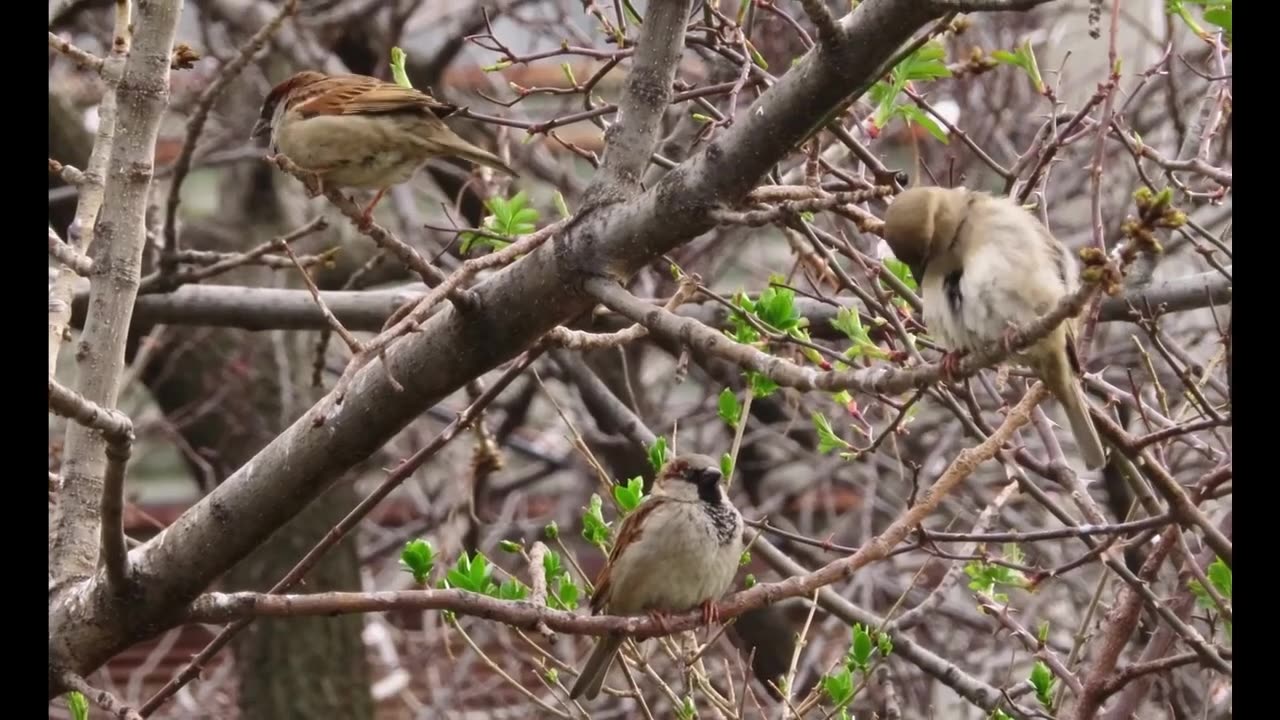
[250, 118, 270, 140]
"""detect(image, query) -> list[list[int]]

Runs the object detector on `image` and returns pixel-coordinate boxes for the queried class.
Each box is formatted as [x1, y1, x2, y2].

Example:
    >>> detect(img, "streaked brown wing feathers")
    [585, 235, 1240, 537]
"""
[588, 497, 665, 614]
[295, 75, 458, 119]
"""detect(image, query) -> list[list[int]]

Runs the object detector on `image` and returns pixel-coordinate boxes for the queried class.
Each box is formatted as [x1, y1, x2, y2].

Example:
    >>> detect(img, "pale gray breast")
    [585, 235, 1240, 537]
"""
[607, 500, 742, 614]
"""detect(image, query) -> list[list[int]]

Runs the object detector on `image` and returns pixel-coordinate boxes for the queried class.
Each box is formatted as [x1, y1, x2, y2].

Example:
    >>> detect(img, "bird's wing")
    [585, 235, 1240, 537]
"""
[589, 496, 666, 614]
[296, 75, 458, 119]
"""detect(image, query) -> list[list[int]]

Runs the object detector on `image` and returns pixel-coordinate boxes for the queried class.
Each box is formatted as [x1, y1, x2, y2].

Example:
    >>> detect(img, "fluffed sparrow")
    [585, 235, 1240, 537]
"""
[251, 70, 518, 227]
[569, 453, 745, 700]
[882, 186, 1108, 470]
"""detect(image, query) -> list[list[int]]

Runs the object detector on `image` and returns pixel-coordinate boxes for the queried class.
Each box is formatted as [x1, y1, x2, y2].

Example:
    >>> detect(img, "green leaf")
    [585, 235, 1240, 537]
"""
[499, 539, 522, 554]
[992, 40, 1044, 93]
[543, 520, 560, 540]
[549, 573, 581, 610]
[832, 308, 869, 343]
[389, 47, 412, 88]
[461, 192, 540, 254]
[647, 437, 669, 473]
[1038, 620, 1051, 645]
[447, 551, 497, 594]
[822, 668, 855, 705]
[897, 40, 952, 82]
[1204, 7, 1231, 40]
[560, 62, 578, 87]
[1029, 661, 1054, 708]
[745, 39, 768, 70]
[622, 0, 642, 24]
[613, 476, 646, 513]
[400, 539, 436, 584]
[720, 453, 734, 479]
[498, 577, 528, 601]
[755, 282, 800, 330]
[850, 623, 874, 669]
[989, 711, 1014, 720]
[813, 412, 853, 454]
[678, 695, 699, 720]
[718, 388, 743, 428]
[581, 493, 611, 548]
[877, 631, 893, 657]
[744, 573, 756, 588]
[66, 691, 88, 720]
[898, 105, 950, 144]
[543, 549, 564, 582]
[748, 371, 779, 398]
[882, 257, 918, 291]
[1206, 557, 1232, 599]
[1189, 556, 1232, 638]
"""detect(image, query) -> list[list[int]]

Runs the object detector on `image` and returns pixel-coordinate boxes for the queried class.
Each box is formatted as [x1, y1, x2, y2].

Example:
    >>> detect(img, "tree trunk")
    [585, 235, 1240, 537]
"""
[140, 157, 374, 719]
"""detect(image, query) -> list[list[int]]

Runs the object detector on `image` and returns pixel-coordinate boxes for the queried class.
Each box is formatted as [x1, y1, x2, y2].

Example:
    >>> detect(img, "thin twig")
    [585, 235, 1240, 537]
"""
[159, 0, 299, 279]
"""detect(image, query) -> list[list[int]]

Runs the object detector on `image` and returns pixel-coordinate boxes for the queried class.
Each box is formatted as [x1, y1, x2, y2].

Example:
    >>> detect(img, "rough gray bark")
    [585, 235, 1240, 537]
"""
[50, 0, 183, 589]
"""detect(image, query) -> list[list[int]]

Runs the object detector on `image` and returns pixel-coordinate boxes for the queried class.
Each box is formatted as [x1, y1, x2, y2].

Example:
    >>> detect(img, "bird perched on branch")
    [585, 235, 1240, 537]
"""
[569, 454, 744, 700]
[881, 186, 1107, 470]
[251, 70, 518, 227]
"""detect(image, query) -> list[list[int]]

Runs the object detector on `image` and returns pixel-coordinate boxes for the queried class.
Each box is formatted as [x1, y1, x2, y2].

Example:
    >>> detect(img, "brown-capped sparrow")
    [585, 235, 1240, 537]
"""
[568, 454, 744, 700]
[251, 70, 518, 227]
[882, 186, 1108, 470]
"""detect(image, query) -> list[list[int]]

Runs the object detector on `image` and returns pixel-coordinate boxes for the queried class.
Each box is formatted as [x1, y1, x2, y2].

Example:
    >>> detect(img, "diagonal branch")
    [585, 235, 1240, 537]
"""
[587, 0, 694, 197]
[584, 275, 1094, 397]
[49, 226, 93, 276]
[799, 0, 844, 47]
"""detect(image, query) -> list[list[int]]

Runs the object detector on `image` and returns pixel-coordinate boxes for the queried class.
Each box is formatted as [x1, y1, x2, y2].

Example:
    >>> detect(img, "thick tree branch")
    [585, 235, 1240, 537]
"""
[49, 226, 93, 276]
[48, 0, 131, 376]
[48, 0, 183, 694]
[588, 0, 693, 197]
[585, 275, 1092, 396]
[50, 0, 181, 596]
[72, 269, 1231, 333]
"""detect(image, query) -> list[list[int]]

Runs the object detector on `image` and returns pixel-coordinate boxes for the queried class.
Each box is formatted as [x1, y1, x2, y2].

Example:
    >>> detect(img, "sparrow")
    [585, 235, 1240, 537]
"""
[881, 186, 1108, 470]
[568, 454, 745, 700]
[251, 70, 518, 227]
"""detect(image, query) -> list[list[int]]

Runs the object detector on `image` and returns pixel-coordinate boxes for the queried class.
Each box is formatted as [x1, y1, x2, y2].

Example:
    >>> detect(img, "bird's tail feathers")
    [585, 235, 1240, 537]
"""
[1042, 358, 1107, 471]
[568, 634, 623, 700]
[428, 128, 519, 177]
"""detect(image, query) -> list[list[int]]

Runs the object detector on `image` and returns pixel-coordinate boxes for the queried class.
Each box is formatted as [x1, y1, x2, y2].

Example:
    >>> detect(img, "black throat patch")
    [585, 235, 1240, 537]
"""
[944, 269, 963, 315]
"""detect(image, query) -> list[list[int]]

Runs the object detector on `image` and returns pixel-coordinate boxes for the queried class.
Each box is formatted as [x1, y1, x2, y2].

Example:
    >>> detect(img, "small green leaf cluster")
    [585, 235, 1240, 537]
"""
[460, 192, 540, 254]
[820, 624, 895, 719]
[868, 41, 953, 143]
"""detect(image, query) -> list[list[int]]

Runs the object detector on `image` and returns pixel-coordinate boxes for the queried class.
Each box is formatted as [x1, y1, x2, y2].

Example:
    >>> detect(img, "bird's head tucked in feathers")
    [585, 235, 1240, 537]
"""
[881, 186, 973, 284]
